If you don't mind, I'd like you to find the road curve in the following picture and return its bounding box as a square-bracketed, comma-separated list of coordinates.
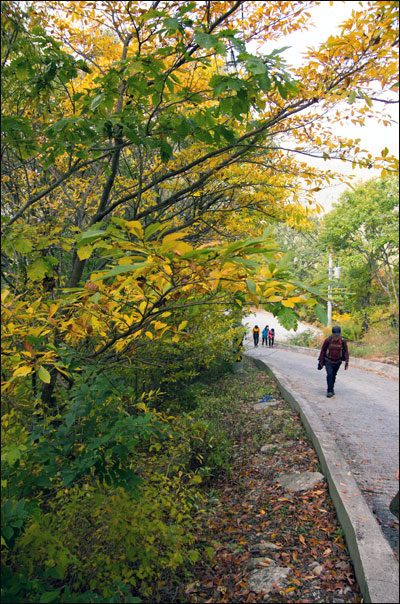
[244, 343, 399, 552]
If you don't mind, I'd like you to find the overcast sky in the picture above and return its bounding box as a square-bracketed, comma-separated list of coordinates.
[256, 1, 399, 212]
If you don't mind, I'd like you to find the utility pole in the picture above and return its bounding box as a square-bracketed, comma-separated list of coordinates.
[328, 252, 341, 326]
[328, 251, 333, 326]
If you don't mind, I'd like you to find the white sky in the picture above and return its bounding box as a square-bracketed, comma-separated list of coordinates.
[254, 1, 399, 212]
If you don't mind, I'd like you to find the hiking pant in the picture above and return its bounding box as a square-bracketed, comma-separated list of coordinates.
[325, 359, 341, 393]
[262, 337, 267, 346]
[253, 334, 259, 346]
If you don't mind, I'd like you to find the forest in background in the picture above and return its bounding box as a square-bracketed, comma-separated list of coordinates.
[277, 174, 399, 363]
[1, 1, 398, 601]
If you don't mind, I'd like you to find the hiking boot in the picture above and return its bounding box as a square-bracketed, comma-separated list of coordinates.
[327, 392, 334, 398]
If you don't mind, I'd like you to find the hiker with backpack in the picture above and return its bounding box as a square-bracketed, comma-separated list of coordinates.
[261, 325, 269, 346]
[318, 325, 349, 398]
[252, 325, 260, 347]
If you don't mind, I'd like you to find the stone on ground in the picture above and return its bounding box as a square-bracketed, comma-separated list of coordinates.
[278, 471, 324, 492]
[253, 401, 278, 410]
[247, 564, 291, 593]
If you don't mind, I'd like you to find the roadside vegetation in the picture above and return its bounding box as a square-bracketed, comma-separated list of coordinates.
[3, 356, 364, 603]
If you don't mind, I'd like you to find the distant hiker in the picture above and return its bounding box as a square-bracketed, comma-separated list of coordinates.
[318, 326, 349, 398]
[262, 325, 269, 346]
[269, 328, 275, 347]
[252, 325, 260, 347]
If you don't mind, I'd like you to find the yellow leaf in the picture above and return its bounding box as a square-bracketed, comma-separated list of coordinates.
[153, 321, 168, 330]
[178, 320, 188, 331]
[13, 365, 32, 378]
[173, 241, 193, 255]
[125, 221, 144, 239]
[77, 245, 93, 260]
[163, 232, 188, 245]
[172, 334, 180, 343]
[38, 366, 51, 383]
[145, 331, 153, 339]
[268, 295, 282, 302]
[282, 299, 295, 308]
[48, 304, 59, 319]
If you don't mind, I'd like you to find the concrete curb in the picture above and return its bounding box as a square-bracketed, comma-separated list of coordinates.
[274, 343, 399, 379]
[246, 354, 399, 604]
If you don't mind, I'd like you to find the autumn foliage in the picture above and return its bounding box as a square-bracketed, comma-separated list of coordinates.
[1, 1, 398, 602]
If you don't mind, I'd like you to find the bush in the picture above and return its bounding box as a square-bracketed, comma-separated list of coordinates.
[286, 329, 320, 348]
[5, 472, 204, 603]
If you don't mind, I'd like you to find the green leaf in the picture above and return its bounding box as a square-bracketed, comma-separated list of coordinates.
[27, 258, 52, 281]
[246, 279, 257, 294]
[195, 31, 216, 50]
[41, 588, 62, 602]
[3, 447, 21, 467]
[276, 81, 287, 99]
[65, 413, 75, 429]
[288, 279, 324, 297]
[163, 17, 181, 31]
[76, 229, 107, 245]
[159, 140, 173, 162]
[246, 56, 267, 75]
[38, 366, 51, 384]
[90, 292, 101, 304]
[277, 251, 295, 270]
[93, 262, 153, 281]
[276, 306, 298, 331]
[90, 93, 105, 111]
[196, 128, 214, 145]
[348, 90, 356, 104]
[13, 235, 33, 254]
[216, 126, 236, 143]
[314, 305, 328, 326]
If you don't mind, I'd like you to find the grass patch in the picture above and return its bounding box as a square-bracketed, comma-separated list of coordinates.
[348, 327, 399, 365]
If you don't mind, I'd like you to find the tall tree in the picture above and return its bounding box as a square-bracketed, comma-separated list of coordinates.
[320, 175, 399, 326]
[1, 1, 399, 403]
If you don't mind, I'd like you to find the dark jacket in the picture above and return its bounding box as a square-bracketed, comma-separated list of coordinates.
[318, 336, 349, 366]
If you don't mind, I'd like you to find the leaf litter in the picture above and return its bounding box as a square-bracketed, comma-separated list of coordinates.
[177, 357, 363, 603]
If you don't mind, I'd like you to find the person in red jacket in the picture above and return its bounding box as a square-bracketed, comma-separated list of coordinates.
[318, 326, 349, 398]
[268, 328, 275, 347]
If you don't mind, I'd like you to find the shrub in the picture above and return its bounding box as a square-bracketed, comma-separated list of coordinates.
[6, 473, 204, 603]
[286, 329, 320, 348]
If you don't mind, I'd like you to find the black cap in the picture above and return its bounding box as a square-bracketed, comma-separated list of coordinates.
[332, 326, 341, 334]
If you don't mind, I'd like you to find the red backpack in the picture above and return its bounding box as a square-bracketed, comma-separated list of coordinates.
[327, 336, 346, 361]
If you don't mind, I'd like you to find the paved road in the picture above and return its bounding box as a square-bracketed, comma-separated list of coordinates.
[245, 343, 399, 552]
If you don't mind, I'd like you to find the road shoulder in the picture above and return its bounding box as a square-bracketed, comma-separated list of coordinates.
[246, 353, 399, 604]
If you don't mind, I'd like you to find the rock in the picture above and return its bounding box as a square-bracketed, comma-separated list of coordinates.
[260, 440, 296, 453]
[250, 542, 279, 554]
[253, 402, 277, 410]
[246, 556, 275, 571]
[260, 444, 275, 453]
[247, 565, 291, 593]
[278, 471, 325, 492]
[311, 564, 324, 576]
